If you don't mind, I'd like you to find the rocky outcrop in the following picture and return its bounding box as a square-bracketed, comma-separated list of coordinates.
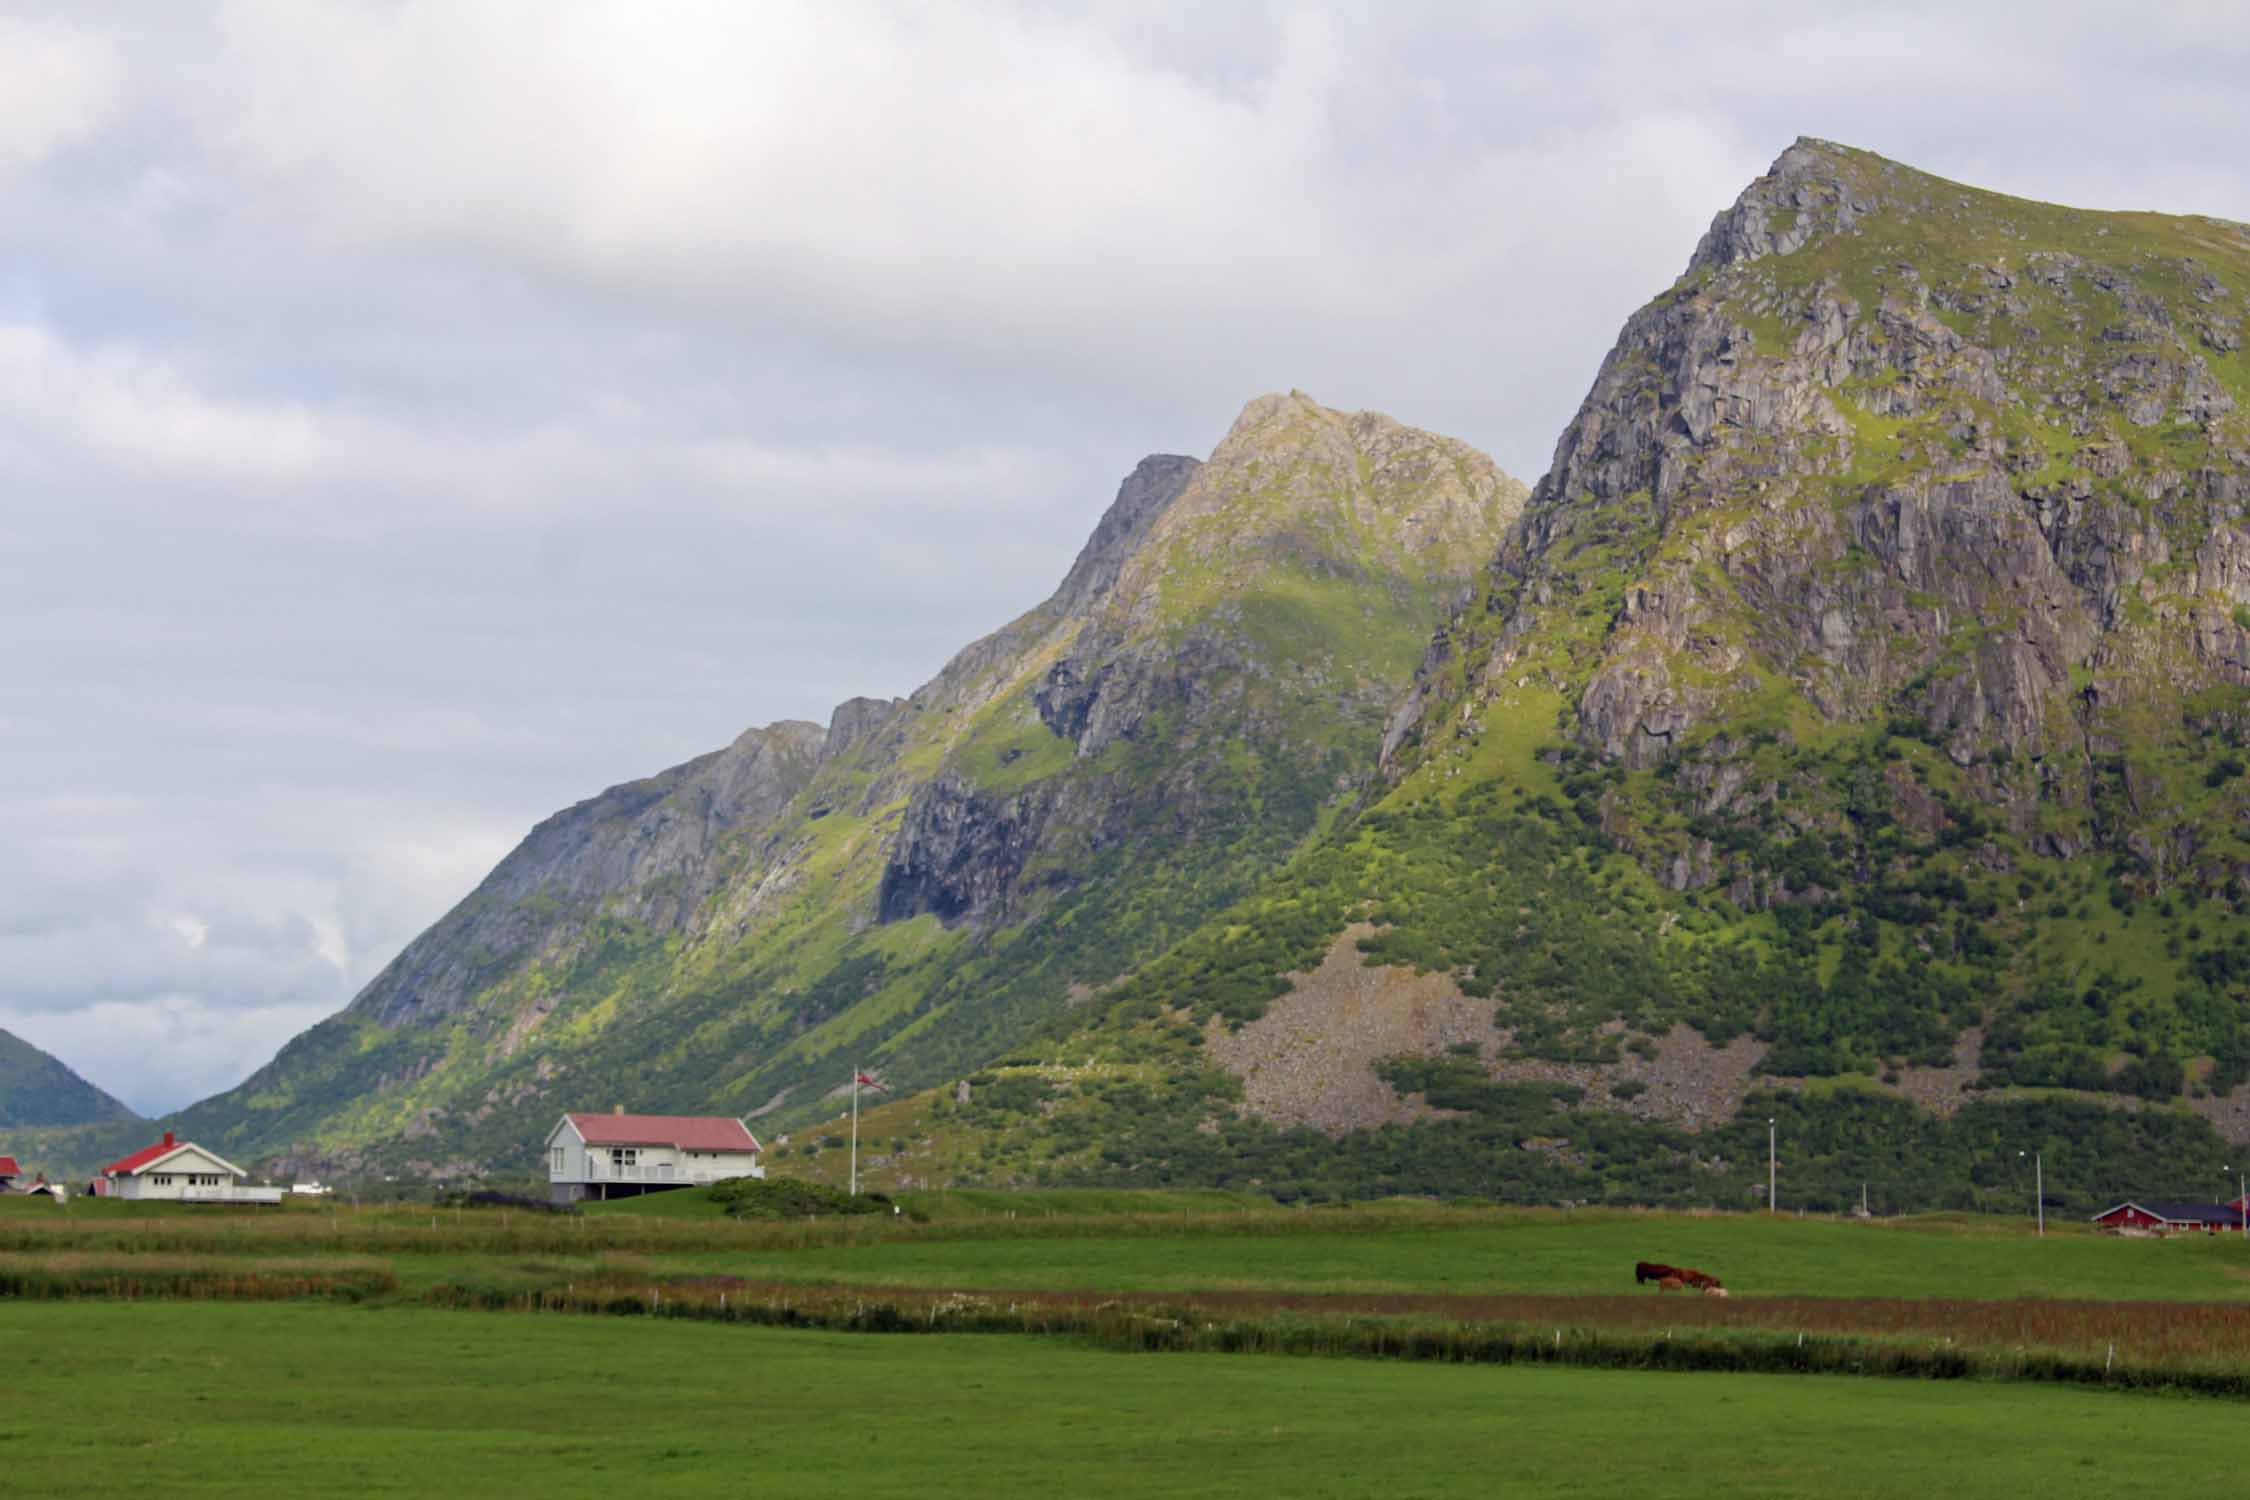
[877, 774, 1054, 926]
[354, 720, 826, 1027]
[1393, 138, 2250, 876]
[1047, 454, 1202, 618]
[879, 394, 1525, 927]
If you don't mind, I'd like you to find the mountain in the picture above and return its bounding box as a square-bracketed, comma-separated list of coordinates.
[0, 1027, 137, 1129]
[170, 394, 1527, 1176]
[865, 140, 2250, 1213]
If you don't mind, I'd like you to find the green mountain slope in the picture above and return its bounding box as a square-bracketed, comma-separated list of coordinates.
[169, 395, 1526, 1177]
[0, 1027, 137, 1129]
[890, 140, 2250, 1212]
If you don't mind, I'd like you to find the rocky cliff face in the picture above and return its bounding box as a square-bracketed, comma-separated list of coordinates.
[901, 142, 2250, 1209]
[171, 397, 1523, 1177]
[880, 396, 1525, 931]
[1396, 140, 2250, 888]
[356, 720, 827, 1029]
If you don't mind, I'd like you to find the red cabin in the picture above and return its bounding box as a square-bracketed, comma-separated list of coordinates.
[2092, 1199, 2247, 1234]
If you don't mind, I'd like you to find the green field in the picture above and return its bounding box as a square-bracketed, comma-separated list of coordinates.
[8, 1197, 2250, 1494]
[2, 1301, 2244, 1499]
[582, 1185, 1281, 1222]
[710, 1210, 2250, 1302]
[12, 1197, 2250, 1303]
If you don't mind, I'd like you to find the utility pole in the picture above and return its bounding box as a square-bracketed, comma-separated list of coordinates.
[1767, 1118, 1777, 1215]
[850, 1068, 861, 1198]
[2229, 1165, 2246, 1239]
[1861, 1181, 1869, 1218]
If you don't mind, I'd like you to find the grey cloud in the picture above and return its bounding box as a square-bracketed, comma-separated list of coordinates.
[3, 0, 2246, 1114]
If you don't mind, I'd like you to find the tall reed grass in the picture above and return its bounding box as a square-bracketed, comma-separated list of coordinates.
[0, 1252, 396, 1301]
[414, 1276, 2250, 1398]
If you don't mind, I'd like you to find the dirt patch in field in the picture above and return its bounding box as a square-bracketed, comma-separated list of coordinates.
[1204, 926, 1494, 1133]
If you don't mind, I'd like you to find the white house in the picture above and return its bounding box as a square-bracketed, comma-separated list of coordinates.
[97, 1132, 283, 1205]
[547, 1110, 765, 1205]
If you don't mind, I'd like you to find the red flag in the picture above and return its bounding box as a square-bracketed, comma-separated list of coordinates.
[854, 1071, 886, 1091]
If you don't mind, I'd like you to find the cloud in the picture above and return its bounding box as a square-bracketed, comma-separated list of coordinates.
[0, 16, 117, 182]
[4, 0, 2248, 1121]
[1, 997, 334, 1121]
[0, 321, 1071, 539]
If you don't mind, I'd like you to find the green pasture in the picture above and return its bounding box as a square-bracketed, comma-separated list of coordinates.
[583, 1185, 1280, 1221]
[679, 1207, 2250, 1303]
[12, 1195, 2250, 1303]
[3, 1301, 2245, 1499]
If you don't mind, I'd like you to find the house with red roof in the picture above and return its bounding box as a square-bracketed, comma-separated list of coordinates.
[95, 1131, 282, 1205]
[0, 1154, 21, 1190]
[546, 1110, 765, 1205]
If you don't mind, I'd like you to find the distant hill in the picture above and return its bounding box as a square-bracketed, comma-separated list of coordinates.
[0, 1027, 137, 1128]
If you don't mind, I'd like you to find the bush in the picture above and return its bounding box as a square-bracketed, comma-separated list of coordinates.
[436, 1189, 572, 1214]
[706, 1177, 892, 1219]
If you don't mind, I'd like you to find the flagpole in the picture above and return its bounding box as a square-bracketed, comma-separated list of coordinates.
[850, 1068, 860, 1197]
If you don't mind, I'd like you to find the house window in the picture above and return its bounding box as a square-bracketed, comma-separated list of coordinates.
[609, 1148, 638, 1167]
[550, 1147, 566, 1174]
[151, 1174, 173, 1186]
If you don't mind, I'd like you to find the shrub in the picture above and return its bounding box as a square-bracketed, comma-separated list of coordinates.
[706, 1178, 893, 1218]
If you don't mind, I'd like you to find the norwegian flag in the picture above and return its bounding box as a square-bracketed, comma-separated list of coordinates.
[854, 1070, 887, 1092]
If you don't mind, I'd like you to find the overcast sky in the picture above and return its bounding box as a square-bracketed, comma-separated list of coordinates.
[5, 1, 2248, 1115]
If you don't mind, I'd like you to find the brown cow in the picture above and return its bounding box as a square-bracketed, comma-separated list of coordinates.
[1635, 1261, 1684, 1285]
[1656, 1275, 1686, 1292]
[1678, 1267, 1721, 1290]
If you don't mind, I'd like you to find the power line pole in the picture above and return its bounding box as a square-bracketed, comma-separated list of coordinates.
[1767, 1118, 1776, 1216]
[850, 1068, 861, 1198]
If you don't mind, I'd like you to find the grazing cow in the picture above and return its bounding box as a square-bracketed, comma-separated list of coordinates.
[1703, 1285, 1729, 1298]
[1678, 1267, 1720, 1290]
[1656, 1275, 1686, 1293]
[1635, 1261, 1684, 1285]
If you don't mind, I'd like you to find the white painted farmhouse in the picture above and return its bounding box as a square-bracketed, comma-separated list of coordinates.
[547, 1111, 766, 1205]
[97, 1132, 282, 1204]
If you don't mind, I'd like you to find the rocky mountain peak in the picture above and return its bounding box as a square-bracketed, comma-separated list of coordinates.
[1048, 452, 1201, 618]
[1688, 136, 1879, 273]
[1101, 390, 1527, 636]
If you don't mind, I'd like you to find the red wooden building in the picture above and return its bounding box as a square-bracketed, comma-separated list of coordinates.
[2091, 1200, 2248, 1233]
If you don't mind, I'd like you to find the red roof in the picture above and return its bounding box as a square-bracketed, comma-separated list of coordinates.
[565, 1113, 762, 1153]
[103, 1132, 182, 1177]
[0, 1156, 20, 1178]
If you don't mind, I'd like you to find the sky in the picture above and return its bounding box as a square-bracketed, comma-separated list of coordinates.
[5, 1, 2249, 1115]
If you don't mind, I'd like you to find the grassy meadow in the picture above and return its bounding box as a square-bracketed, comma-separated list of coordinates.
[9, 1190, 2250, 1494]
[6, 1301, 2250, 1498]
